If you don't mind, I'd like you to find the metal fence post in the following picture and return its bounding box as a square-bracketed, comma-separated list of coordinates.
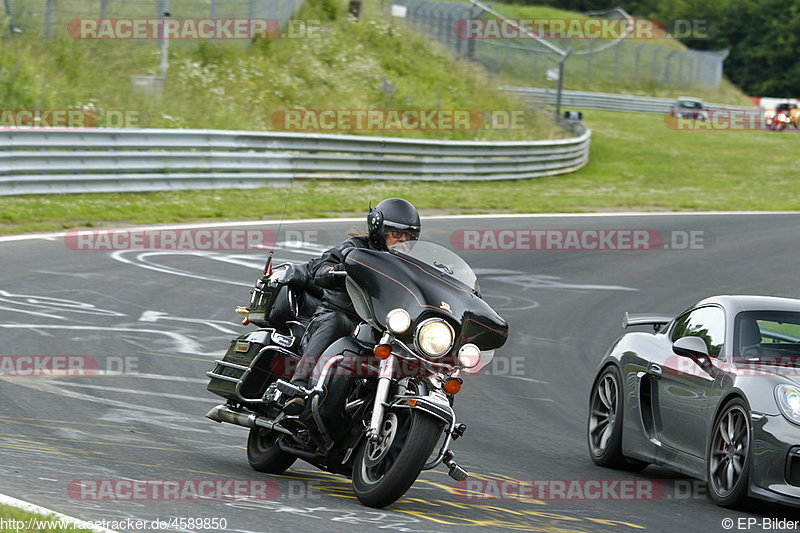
[651, 47, 662, 83]
[100, 0, 110, 19]
[3, 0, 15, 36]
[210, 0, 218, 18]
[661, 50, 677, 83]
[586, 41, 593, 79]
[158, 0, 170, 82]
[555, 50, 571, 121]
[44, 0, 55, 40]
[633, 43, 643, 81]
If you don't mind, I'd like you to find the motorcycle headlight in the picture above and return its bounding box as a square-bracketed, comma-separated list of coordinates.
[458, 343, 481, 368]
[386, 308, 411, 334]
[415, 318, 454, 358]
[775, 384, 800, 426]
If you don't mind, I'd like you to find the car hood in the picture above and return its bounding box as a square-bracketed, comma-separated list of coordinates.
[735, 362, 800, 385]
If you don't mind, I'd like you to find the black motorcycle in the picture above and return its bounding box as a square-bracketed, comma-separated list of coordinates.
[205, 240, 508, 508]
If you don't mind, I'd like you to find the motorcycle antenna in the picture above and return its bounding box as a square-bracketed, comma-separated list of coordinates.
[265, 142, 300, 276]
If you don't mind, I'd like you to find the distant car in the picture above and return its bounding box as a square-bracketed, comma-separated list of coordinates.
[587, 295, 800, 509]
[765, 102, 799, 130]
[668, 96, 709, 121]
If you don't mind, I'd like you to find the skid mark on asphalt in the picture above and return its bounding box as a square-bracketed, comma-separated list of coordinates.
[0, 433, 187, 453]
[0, 419, 160, 441]
[0, 416, 138, 429]
[272, 468, 645, 532]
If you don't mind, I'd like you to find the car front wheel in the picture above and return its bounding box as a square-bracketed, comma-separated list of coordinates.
[707, 398, 752, 508]
[587, 365, 647, 471]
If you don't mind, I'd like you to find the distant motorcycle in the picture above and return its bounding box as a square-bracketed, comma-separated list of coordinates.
[205, 240, 508, 508]
[765, 103, 797, 131]
[769, 111, 792, 131]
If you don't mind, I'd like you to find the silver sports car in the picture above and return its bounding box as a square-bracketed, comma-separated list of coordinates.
[587, 295, 800, 508]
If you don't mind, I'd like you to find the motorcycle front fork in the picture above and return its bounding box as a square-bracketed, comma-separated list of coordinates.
[366, 354, 396, 442]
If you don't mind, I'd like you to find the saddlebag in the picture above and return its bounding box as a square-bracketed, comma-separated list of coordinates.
[206, 329, 299, 403]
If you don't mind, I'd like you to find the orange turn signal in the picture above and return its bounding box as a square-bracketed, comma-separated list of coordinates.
[444, 377, 463, 395]
[373, 344, 392, 360]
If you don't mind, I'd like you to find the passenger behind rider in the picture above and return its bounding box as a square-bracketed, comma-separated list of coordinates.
[282, 198, 421, 415]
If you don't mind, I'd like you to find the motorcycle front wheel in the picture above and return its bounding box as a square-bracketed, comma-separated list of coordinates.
[352, 409, 442, 508]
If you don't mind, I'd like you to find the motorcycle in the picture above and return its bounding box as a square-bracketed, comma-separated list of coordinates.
[205, 240, 508, 508]
[765, 105, 796, 131]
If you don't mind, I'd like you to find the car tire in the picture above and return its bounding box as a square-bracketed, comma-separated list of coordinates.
[587, 365, 647, 471]
[707, 398, 752, 509]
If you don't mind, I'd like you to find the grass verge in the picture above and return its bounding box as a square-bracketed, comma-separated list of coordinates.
[0, 504, 92, 532]
[2, 108, 799, 236]
[0, 0, 557, 141]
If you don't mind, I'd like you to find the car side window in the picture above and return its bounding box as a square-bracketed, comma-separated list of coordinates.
[670, 306, 725, 357]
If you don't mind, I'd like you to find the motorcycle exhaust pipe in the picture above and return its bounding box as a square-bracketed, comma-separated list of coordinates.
[205, 404, 293, 436]
[206, 404, 256, 427]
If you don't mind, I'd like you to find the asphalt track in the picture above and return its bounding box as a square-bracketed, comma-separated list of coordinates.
[1, 213, 798, 533]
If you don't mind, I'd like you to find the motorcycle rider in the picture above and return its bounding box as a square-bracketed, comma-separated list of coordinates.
[282, 198, 421, 414]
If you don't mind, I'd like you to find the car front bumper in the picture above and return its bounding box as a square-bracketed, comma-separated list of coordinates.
[749, 413, 800, 507]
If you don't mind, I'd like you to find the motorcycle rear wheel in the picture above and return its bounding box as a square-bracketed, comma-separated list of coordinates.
[247, 427, 297, 474]
[352, 409, 442, 508]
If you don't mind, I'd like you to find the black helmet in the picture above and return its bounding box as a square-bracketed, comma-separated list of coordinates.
[367, 198, 421, 250]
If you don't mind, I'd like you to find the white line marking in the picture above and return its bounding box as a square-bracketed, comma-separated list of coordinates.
[93, 371, 207, 383]
[138, 310, 241, 335]
[43, 381, 213, 403]
[0, 324, 207, 355]
[497, 376, 549, 384]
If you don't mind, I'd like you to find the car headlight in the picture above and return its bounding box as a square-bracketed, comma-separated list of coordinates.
[775, 384, 800, 425]
[386, 308, 411, 334]
[415, 318, 454, 358]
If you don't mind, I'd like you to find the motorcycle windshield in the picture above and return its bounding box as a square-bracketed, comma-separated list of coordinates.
[344, 241, 508, 350]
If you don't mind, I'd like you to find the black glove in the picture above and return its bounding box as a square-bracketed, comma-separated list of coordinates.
[314, 263, 346, 290]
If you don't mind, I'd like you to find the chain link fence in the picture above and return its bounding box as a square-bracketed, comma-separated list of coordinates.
[388, 0, 728, 90]
[2, 0, 304, 39]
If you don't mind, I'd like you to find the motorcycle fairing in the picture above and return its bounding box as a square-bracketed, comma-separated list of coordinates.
[344, 248, 508, 350]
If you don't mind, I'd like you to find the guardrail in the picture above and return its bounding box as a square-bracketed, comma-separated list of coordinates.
[504, 87, 756, 114]
[0, 128, 591, 195]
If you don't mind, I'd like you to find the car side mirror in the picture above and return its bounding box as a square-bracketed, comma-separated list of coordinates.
[672, 336, 710, 358]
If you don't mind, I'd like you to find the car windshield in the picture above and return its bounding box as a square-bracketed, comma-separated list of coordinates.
[390, 240, 478, 291]
[734, 311, 800, 363]
[678, 100, 702, 109]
